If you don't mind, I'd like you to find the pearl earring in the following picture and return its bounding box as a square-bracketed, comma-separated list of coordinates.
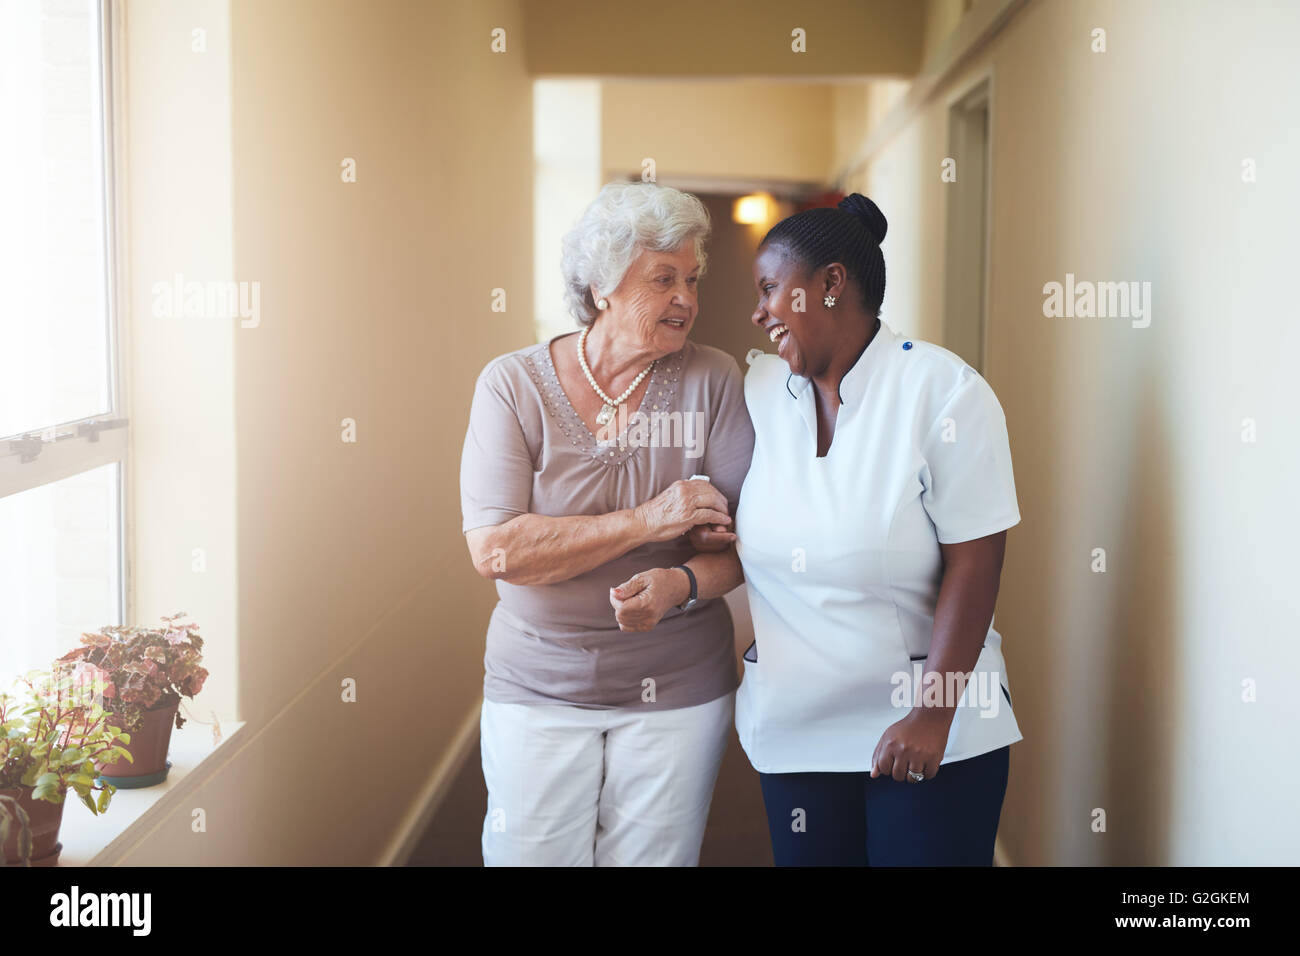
[596, 297, 609, 310]
[824, 294, 837, 308]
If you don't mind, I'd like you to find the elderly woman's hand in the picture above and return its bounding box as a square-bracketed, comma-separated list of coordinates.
[633, 479, 732, 543]
[609, 568, 690, 632]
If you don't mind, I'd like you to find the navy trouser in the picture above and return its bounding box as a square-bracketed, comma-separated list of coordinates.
[758, 744, 1011, 866]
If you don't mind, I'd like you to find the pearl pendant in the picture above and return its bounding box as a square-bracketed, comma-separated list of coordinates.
[596, 404, 615, 426]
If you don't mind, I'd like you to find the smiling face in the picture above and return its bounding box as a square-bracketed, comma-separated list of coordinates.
[752, 242, 837, 378]
[596, 242, 701, 358]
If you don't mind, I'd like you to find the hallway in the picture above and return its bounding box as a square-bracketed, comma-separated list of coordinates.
[5, 0, 1295, 872]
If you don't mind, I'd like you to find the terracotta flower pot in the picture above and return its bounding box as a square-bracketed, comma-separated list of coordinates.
[95, 698, 179, 785]
[0, 785, 66, 865]
[3, 842, 63, 866]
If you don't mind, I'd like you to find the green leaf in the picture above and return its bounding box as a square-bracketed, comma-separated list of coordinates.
[96, 786, 112, 813]
[32, 780, 59, 802]
[79, 790, 96, 813]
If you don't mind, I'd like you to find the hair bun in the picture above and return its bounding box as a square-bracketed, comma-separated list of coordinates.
[838, 193, 887, 244]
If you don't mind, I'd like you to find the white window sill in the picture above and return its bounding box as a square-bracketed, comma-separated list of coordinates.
[55, 719, 246, 866]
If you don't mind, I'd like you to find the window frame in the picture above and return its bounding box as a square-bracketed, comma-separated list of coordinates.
[0, 0, 131, 629]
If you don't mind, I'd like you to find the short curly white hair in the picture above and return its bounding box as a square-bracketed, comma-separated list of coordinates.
[561, 181, 711, 327]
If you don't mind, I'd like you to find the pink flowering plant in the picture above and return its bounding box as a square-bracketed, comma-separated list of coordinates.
[55, 612, 209, 735]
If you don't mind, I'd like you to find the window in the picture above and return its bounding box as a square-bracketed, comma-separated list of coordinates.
[0, 0, 126, 684]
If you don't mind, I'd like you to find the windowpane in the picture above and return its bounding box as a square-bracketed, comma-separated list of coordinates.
[0, 462, 121, 685]
[0, 0, 112, 439]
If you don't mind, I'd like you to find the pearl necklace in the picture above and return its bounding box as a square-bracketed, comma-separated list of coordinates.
[577, 324, 656, 426]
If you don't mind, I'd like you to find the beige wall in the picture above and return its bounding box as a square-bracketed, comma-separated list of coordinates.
[601, 80, 836, 185]
[840, 0, 1300, 864]
[118, 0, 533, 863]
[922, 0, 973, 65]
[830, 79, 913, 183]
[525, 0, 924, 77]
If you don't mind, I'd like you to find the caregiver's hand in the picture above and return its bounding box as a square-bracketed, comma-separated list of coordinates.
[870, 708, 953, 782]
[634, 479, 732, 542]
[609, 568, 689, 632]
[688, 523, 737, 552]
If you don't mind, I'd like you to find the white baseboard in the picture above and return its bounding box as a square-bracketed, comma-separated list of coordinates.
[379, 694, 482, 866]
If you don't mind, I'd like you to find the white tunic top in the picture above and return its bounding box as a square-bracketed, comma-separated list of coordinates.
[734, 320, 1024, 773]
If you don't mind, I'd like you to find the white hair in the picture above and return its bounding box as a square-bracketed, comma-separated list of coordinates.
[560, 181, 711, 327]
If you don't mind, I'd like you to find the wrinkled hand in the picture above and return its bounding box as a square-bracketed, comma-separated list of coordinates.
[688, 522, 736, 553]
[634, 479, 732, 543]
[870, 708, 953, 782]
[609, 568, 690, 632]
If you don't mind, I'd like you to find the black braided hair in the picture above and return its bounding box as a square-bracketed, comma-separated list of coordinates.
[760, 193, 888, 316]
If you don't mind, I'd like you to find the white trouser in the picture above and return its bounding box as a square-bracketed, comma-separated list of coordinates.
[479, 690, 735, 866]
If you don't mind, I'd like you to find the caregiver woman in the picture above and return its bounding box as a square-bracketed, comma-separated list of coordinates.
[459, 181, 755, 866]
[679, 193, 1024, 866]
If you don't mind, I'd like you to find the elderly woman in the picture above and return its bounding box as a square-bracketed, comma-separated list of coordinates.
[459, 181, 755, 866]
[634, 193, 1024, 866]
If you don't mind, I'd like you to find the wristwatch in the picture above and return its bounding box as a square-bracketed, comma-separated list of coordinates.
[672, 564, 698, 612]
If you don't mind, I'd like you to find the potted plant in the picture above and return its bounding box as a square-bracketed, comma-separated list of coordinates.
[0, 795, 31, 865]
[56, 612, 209, 788]
[1, 667, 129, 866]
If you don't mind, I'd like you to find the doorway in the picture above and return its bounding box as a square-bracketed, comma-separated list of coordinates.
[943, 77, 991, 374]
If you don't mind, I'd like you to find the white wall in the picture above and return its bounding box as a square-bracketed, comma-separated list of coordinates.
[534, 79, 601, 343]
[123, 0, 238, 725]
[840, 0, 1300, 864]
